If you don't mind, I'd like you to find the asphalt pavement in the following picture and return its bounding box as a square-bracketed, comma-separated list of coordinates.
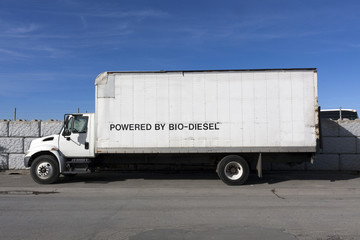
[0, 170, 359, 240]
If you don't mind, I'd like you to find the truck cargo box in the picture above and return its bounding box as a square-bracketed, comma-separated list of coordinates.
[95, 69, 318, 154]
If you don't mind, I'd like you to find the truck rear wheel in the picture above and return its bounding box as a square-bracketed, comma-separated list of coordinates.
[30, 155, 60, 184]
[217, 155, 249, 185]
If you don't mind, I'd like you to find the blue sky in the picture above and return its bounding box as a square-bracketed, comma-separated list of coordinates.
[0, 0, 359, 120]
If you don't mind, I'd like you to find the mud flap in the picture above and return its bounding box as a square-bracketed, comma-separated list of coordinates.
[256, 153, 262, 178]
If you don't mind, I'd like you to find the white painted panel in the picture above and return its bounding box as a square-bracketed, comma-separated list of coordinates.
[143, 74, 158, 148]
[303, 72, 316, 146]
[119, 74, 134, 148]
[216, 73, 231, 146]
[278, 72, 293, 145]
[254, 72, 268, 146]
[241, 72, 255, 146]
[266, 72, 281, 146]
[168, 73, 183, 147]
[133, 75, 146, 147]
[156, 74, 169, 147]
[191, 73, 206, 147]
[204, 73, 219, 147]
[291, 72, 305, 145]
[229, 73, 243, 146]
[96, 98, 110, 148]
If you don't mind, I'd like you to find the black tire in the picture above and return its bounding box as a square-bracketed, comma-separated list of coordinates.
[217, 155, 250, 186]
[30, 155, 60, 184]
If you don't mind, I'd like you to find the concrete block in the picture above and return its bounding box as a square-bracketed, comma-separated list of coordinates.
[338, 119, 360, 137]
[320, 119, 339, 137]
[307, 154, 340, 170]
[9, 120, 40, 137]
[24, 138, 39, 152]
[0, 138, 24, 153]
[0, 153, 8, 169]
[271, 162, 305, 171]
[0, 120, 9, 137]
[8, 154, 26, 169]
[41, 120, 63, 137]
[322, 137, 356, 154]
[340, 154, 360, 171]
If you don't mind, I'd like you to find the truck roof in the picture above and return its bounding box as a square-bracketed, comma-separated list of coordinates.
[95, 68, 317, 85]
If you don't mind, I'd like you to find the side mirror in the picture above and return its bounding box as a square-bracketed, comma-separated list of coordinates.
[62, 129, 71, 137]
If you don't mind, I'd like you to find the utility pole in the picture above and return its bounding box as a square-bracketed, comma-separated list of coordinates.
[14, 108, 16, 121]
[339, 107, 342, 120]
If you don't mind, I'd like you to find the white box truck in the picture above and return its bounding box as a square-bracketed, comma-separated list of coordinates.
[24, 68, 319, 185]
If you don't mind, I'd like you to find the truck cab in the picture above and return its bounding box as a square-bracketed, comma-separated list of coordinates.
[24, 113, 95, 184]
[60, 114, 95, 158]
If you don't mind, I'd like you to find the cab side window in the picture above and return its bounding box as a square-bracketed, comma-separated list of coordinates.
[72, 116, 88, 133]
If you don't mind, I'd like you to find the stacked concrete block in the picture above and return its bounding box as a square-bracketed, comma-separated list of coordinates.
[0, 138, 24, 154]
[1, 118, 360, 171]
[322, 137, 356, 154]
[41, 120, 63, 137]
[314, 119, 360, 171]
[9, 154, 25, 170]
[9, 120, 40, 137]
[338, 119, 360, 137]
[321, 119, 339, 137]
[0, 120, 9, 136]
[0, 154, 8, 169]
[308, 154, 340, 171]
[340, 154, 360, 170]
[0, 120, 64, 170]
[24, 138, 39, 153]
[0, 120, 10, 169]
[271, 162, 306, 171]
[1, 120, 40, 170]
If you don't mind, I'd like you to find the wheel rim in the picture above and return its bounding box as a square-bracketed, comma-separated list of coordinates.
[36, 162, 54, 180]
[224, 161, 243, 180]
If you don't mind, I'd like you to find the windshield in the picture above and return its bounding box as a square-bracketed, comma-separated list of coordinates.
[63, 115, 88, 134]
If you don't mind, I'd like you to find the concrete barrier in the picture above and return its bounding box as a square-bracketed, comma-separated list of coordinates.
[41, 120, 63, 137]
[0, 120, 9, 137]
[0, 120, 63, 170]
[0, 119, 360, 171]
[9, 120, 40, 137]
[0, 153, 8, 169]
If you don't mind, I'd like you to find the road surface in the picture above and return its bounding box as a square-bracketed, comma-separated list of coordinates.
[0, 170, 359, 240]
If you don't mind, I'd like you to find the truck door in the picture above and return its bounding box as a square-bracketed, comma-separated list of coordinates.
[59, 115, 92, 157]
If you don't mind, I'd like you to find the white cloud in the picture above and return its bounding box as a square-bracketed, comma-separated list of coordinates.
[8, 23, 39, 34]
[0, 48, 27, 57]
[98, 9, 169, 19]
[80, 15, 88, 29]
[348, 43, 360, 48]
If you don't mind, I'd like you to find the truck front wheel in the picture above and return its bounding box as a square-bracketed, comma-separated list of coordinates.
[30, 155, 60, 184]
[217, 155, 249, 185]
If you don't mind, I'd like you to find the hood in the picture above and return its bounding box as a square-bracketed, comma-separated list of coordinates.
[28, 134, 59, 151]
